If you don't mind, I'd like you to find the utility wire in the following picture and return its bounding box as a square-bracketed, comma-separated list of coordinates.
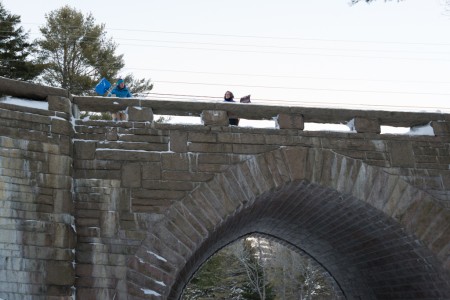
[121, 67, 450, 85]
[11, 22, 450, 47]
[4, 30, 449, 56]
[140, 92, 449, 111]
[154, 80, 450, 96]
[1, 57, 447, 86]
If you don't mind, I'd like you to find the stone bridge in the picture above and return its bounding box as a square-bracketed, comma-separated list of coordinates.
[0, 77, 449, 299]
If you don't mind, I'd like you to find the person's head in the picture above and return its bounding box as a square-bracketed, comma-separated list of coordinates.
[224, 91, 234, 100]
[117, 78, 125, 88]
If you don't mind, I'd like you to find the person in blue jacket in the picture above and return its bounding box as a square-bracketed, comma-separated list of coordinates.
[108, 78, 132, 121]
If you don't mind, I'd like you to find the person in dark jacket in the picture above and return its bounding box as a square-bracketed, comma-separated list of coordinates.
[108, 78, 132, 121]
[224, 90, 239, 126]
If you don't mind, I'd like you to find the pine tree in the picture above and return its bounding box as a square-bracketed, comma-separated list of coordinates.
[182, 246, 246, 299]
[36, 5, 152, 95]
[0, 1, 42, 80]
[122, 73, 153, 96]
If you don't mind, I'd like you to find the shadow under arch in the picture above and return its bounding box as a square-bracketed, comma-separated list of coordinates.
[125, 147, 450, 300]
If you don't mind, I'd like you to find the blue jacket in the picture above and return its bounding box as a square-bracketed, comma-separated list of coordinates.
[108, 86, 132, 98]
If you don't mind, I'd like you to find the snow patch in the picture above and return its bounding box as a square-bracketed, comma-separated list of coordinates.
[381, 123, 434, 136]
[147, 250, 167, 262]
[141, 289, 161, 296]
[50, 115, 67, 121]
[0, 96, 48, 110]
[408, 123, 434, 136]
[305, 122, 352, 132]
[155, 280, 166, 287]
[96, 148, 152, 153]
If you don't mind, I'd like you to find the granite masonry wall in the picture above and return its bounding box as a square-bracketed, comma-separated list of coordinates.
[0, 77, 449, 299]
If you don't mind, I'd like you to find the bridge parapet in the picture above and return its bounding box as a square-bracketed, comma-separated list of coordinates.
[72, 95, 450, 134]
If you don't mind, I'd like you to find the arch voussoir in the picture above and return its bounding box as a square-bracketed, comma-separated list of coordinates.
[185, 188, 224, 228]
[175, 194, 215, 236]
[280, 146, 309, 180]
[125, 146, 450, 299]
[261, 148, 291, 188]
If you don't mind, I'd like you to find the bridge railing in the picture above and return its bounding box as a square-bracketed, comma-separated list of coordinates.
[1, 76, 449, 135]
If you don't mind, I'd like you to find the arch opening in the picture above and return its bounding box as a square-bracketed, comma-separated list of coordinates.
[168, 180, 450, 300]
[182, 232, 344, 299]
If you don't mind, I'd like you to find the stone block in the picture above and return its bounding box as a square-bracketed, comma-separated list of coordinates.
[47, 96, 72, 114]
[53, 223, 76, 248]
[217, 132, 265, 144]
[96, 149, 160, 161]
[122, 163, 142, 188]
[100, 211, 119, 238]
[106, 127, 119, 141]
[142, 162, 162, 180]
[354, 117, 380, 134]
[49, 154, 72, 175]
[37, 173, 72, 189]
[276, 113, 304, 130]
[169, 131, 188, 152]
[53, 190, 73, 214]
[431, 121, 450, 136]
[201, 110, 228, 126]
[51, 118, 73, 136]
[162, 153, 190, 171]
[188, 142, 233, 153]
[45, 261, 75, 286]
[389, 141, 415, 167]
[188, 132, 217, 143]
[74, 141, 96, 160]
[128, 106, 154, 122]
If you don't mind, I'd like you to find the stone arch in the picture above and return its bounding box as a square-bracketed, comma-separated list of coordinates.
[124, 146, 450, 299]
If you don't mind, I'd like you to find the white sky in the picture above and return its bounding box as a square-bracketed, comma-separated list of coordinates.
[3, 0, 450, 113]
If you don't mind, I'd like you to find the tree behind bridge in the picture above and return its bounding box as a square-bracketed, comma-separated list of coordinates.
[0, 2, 43, 81]
[36, 5, 152, 96]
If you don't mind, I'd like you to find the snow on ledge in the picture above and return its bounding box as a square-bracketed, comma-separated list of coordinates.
[0, 96, 48, 110]
[381, 123, 434, 136]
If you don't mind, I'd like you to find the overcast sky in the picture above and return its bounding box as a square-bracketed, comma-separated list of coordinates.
[3, 0, 450, 113]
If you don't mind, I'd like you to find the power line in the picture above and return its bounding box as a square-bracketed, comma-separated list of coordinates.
[140, 92, 449, 111]
[113, 43, 450, 62]
[153, 80, 450, 96]
[8, 30, 450, 56]
[103, 27, 450, 47]
[1, 57, 448, 90]
[15, 22, 450, 47]
[122, 67, 450, 85]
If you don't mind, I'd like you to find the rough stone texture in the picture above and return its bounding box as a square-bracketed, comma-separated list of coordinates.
[0, 77, 450, 300]
[128, 106, 154, 122]
[0, 94, 74, 299]
[0, 76, 68, 100]
[432, 120, 450, 136]
[354, 116, 381, 133]
[276, 113, 304, 130]
[201, 110, 229, 126]
[389, 140, 415, 167]
[47, 96, 72, 115]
